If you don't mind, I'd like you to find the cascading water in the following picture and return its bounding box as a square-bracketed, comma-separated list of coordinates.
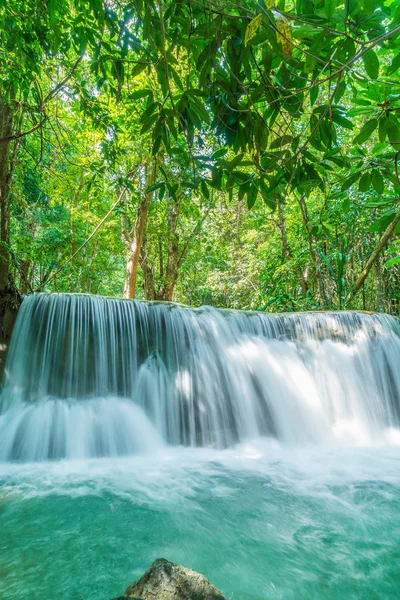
[1, 293, 400, 600]
[1, 293, 400, 461]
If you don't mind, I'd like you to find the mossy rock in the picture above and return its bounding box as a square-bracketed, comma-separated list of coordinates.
[123, 558, 227, 600]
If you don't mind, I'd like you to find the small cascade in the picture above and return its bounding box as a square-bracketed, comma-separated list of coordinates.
[0, 293, 400, 461]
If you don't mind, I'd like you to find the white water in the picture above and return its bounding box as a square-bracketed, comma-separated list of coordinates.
[0, 293, 400, 461]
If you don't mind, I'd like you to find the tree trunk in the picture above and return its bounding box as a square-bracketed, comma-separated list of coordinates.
[375, 255, 384, 312]
[141, 242, 156, 301]
[278, 198, 290, 260]
[0, 100, 13, 292]
[278, 197, 309, 297]
[297, 194, 328, 305]
[156, 195, 182, 301]
[19, 259, 31, 294]
[123, 164, 155, 299]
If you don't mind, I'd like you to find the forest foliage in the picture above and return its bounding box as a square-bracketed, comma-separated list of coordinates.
[0, 0, 400, 312]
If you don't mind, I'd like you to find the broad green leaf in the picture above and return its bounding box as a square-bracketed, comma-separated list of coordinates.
[388, 123, 400, 149]
[334, 79, 346, 102]
[362, 50, 379, 80]
[140, 112, 159, 134]
[347, 107, 375, 117]
[341, 172, 360, 191]
[324, 0, 337, 19]
[140, 102, 159, 123]
[212, 148, 229, 159]
[131, 62, 148, 77]
[152, 135, 161, 155]
[310, 85, 319, 106]
[353, 118, 378, 145]
[210, 168, 222, 189]
[200, 180, 209, 199]
[379, 118, 388, 143]
[364, 198, 396, 208]
[370, 214, 400, 233]
[146, 182, 165, 193]
[270, 135, 292, 149]
[342, 197, 351, 213]
[332, 113, 353, 130]
[371, 169, 384, 194]
[129, 89, 152, 100]
[358, 172, 371, 192]
[385, 256, 400, 267]
[387, 53, 400, 76]
[245, 14, 263, 46]
[247, 185, 258, 209]
[238, 183, 247, 202]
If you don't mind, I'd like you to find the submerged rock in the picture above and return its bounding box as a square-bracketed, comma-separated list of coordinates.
[121, 558, 227, 600]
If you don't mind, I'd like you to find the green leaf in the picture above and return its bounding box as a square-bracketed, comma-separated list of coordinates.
[140, 112, 158, 134]
[342, 197, 351, 213]
[131, 62, 148, 78]
[332, 113, 353, 130]
[310, 85, 319, 106]
[388, 123, 400, 150]
[379, 118, 388, 143]
[245, 14, 263, 46]
[341, 172, 360, 191]
[371, 169, 384, 194]
[228, 153, 245, 169]
[358, 172, 371, 192]
[387, 53, 400, 76]
[129, 89, 152, 100]
[362, 50, 379, 80]
[324, 0, 337, 19]
[334, 79, 346, 102]
[212, 148, 229, 159]
[247, 184, 258, 209]
[140, 102, 159, 123]
[353, 118, 378, 145]
[270, 135, 292, 149]
[200, 180, 209, 199]
[210, 168, 222, 189]
[385, 256, 400, 267]
[152, 135, 162, 155]
[146, 182, 165, 193]
[370, 214, 396, 233]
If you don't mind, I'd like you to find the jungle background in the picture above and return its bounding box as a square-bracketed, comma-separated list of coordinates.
[1, 0, 400, 313]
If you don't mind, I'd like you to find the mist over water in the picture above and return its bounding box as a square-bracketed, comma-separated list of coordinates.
[0, 294, 400, 599]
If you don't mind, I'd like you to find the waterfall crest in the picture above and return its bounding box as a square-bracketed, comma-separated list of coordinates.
[1, 293, 400, 461]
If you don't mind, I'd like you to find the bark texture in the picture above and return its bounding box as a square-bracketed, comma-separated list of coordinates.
[123, 165, 155, 299]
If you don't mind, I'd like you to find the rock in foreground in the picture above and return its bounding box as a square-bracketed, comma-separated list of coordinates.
[121, 558, 227, 600]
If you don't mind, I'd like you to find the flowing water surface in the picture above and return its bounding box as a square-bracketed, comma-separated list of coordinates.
[0, 294, 400, 599]
[1, 444, 400, 600]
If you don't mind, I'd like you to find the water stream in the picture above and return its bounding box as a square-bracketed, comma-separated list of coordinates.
[0, 294, 399, 599]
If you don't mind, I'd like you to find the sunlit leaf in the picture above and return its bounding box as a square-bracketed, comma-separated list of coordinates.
[245, 14, 263, 46]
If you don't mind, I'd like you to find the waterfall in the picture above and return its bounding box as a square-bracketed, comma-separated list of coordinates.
[0, 293, 400, 461]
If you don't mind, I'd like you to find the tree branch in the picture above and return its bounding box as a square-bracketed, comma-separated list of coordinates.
[0, 117, 48, 144]
[346, 210, 400, 305]
[44, 54, 85, 104]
